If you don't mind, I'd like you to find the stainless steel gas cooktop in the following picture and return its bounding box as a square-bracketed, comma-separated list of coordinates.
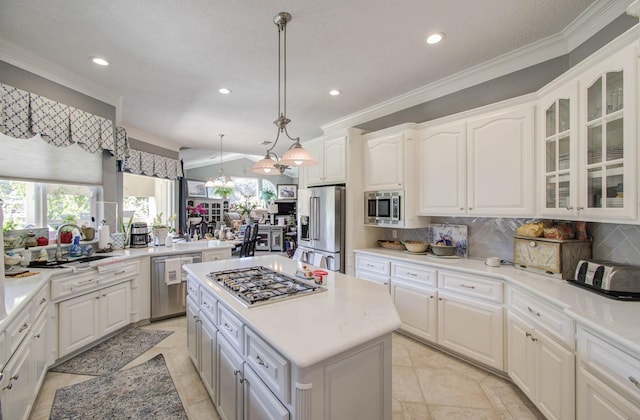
[207, 266, 326, 307]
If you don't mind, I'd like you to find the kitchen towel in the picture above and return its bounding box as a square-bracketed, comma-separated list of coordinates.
[179, 257, 193, 282]
[164, 258, 182, 286]
[292, 248, 304, 262]
[313, 254, 327, 269]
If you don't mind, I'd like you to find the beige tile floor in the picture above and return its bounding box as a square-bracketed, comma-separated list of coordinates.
[30, 318, 543, 420]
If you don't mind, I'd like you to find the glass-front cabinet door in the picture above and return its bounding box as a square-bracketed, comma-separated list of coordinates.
[539, 83, 579, 218]
[578, 42, 636, 221]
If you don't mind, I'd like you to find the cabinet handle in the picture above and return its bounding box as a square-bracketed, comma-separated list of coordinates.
[407, 272, 417, 277]
[18, 323, 28, 333]
[566, 206, 573, 210]
[438, 297, 443, 301]
[527, 307, 541, 317]
[255, 354, 269, 368]
[366, 264, 375, 268]
[530, 336, 538, 342]
[525, 332, 531, 337]
[39, 297, 47, 305]
[112, 270, 127, 276]
[577, 206, 584, 211]
[102, 293, 107, 297]
[468, 207, 473, 210]
[223, 323, 233, 332]
[629, 376, 640, 389]
[429, 296, 434, 299]
[460, 284, 475, 289]
[193, 315, 199, 320]
[459, 207, 464, 211]
[3, 383, 12, 390]
[34, 333, 41, 339]
[4, 373, 19, 389]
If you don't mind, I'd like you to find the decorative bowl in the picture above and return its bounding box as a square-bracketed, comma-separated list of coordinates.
[377, 240, 405, 250]
[4, 253, 23, 266]
[402, 241, 429, 253]
[430, 244, 457, 256]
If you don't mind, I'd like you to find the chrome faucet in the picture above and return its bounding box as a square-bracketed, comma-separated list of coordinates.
[55, 223, 83, 261]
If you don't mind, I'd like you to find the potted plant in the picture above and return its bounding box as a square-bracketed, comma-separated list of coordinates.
[150, 212, 176, 246]
[59, 215, 78, 244]
[213, 186, 234, 199]
[260, 188, 276, 203]
[186, 203, 207, 224]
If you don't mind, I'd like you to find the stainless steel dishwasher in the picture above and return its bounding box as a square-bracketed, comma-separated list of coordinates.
[150, 252, 202, 321]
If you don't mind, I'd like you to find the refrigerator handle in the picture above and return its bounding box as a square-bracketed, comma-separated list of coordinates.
[311, 196, 320, 240]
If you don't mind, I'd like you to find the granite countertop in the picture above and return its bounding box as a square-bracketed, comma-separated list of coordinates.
[355, 248, 640, 356]
[1, 240, 237, 330]
[184, 255, 401, 368]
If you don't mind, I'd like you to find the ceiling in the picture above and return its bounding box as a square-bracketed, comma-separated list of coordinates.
[0, 0, 629, 169]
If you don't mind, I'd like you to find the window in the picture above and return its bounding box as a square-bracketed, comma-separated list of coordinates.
[0, 179, 100, 232]
[230, 177, 259, 205]
[123, 173, 176, 229]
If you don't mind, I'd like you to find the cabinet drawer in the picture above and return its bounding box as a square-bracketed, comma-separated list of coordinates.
[6, 302, 32, 356]
[509, 286, 574, 348]
[200, 288, 218, 324]
[356, 255, 390, 276]
[186, 276, 200, 304]
[577, 327, 640, 404]
[98, 260, 139, 284]
[245, 328, 290, 403]
[439, 271, 503, 303]
[218, 305, 244, 353]
[31, 283, 50, 319]
[51, 271, 101, 301]
[391, 262, 436, 287]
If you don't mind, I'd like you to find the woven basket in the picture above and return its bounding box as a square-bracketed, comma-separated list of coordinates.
[377, 240, 405, 250]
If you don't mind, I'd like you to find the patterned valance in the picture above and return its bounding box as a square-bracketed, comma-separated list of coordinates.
[123, 148, 183, 180]
[0, 82, 127, 160]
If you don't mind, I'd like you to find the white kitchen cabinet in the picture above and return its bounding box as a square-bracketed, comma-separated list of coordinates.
[390, 262, 438, 342]
[419, 122, 467, 215]
[466, 104, 534, 217]
[30, 312, 48, 402]
[58, 281, 130, 357]
[363, 131, 407, 190]
[200, 311, 218, 402]
[217, 332, 244, 420]
[0, 333, 32, 420]
[355, 254, 390, 288]
[576, 326, 640, 418]
[538, 41, 638, 222]
[243, 365, 290, 420]
[187, 296, 200, 367]
[418, 103, 534, 217]
[303, 135, 346, 187]
[507, 311, 575, 420]
[202, 248, 232, 262]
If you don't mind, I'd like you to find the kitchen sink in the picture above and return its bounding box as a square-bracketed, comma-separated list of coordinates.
[28, 254, 114, 269]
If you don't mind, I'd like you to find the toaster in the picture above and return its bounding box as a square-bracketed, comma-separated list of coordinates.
[574, 260, 640, 293]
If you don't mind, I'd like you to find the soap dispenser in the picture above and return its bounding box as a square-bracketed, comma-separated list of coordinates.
[70, 236, 83, 257]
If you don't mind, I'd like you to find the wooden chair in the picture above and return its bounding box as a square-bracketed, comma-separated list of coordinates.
[247, 223, 259, 256]
[235, 224, 253, 258]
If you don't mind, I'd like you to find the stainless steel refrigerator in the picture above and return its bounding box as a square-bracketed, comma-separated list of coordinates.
[297, 185, 345, 272]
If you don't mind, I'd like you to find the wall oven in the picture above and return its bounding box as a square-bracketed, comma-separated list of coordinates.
[364, 190, 404, 227]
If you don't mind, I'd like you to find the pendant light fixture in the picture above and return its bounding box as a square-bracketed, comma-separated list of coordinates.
[205, 134, 235, 189]
[252, 12, 317, 175]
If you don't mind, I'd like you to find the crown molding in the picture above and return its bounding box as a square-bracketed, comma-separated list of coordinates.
[321, 0, 633, 135]
[0, 39, 121, 106]
[628, 0, 640, 17]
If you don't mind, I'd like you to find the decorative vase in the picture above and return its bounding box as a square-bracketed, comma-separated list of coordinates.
[188, 216, 203, 225]
[152, 227, 169, 246]
[110, 232, 126, 249]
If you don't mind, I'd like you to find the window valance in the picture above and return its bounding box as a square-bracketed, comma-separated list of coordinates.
[0, 82, 127, 160]
[123, 148, 183, 180]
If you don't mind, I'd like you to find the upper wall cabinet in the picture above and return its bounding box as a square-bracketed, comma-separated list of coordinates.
[303, 135, 347, 187]
[538, 41, 638, 222]
[419, 104, 535, 217]
[363, 131, 410, 191]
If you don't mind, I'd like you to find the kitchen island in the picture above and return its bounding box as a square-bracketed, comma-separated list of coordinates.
[183, 255, 401, 420]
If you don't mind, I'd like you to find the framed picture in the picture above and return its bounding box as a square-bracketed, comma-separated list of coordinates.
[186, 179, 208, 198]
[277, 184, 297, 200]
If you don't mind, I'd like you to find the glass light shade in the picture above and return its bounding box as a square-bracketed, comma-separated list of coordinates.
[279, 143, 317, 167]
[252, 155, 277, 174]
[205, 178, 215, 187]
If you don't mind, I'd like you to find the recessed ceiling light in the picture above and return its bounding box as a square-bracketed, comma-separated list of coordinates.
[90, 56, 109, 66]
[426, 32, 444, 45]
[219, 88, 231, 94]
[329, 89, 341, 96]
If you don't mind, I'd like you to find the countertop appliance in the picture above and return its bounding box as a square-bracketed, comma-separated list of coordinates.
[568, 259, 640, 300]
[151, 251, 202, 321]
[297, 185, 345, 272]
[364, 190, 403, 227]
[130, 222, 150, 248]
[207, 266, 325, 307]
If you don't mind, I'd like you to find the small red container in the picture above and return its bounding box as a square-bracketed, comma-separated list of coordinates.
[36, 236, 49, 246]
[313, 270, 329, 285]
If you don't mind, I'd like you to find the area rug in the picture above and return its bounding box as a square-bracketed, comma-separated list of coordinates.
[49, 353, 187, 420]
[51, 327, 173, 376]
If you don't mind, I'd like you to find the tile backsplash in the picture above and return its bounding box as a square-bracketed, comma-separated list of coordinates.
[381, 216, 640, 266]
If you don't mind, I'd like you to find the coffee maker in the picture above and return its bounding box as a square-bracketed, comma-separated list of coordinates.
[130, 222, 150, 248]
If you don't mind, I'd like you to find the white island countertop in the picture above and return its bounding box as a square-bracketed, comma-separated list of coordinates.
[184, 255, 401, 368]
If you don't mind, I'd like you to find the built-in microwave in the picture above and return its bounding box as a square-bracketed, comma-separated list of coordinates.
[364, 190, 403, 227]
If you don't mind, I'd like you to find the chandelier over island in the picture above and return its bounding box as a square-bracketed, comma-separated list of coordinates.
[252, 11, 317, 175]
[205, 134, 235, 189]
